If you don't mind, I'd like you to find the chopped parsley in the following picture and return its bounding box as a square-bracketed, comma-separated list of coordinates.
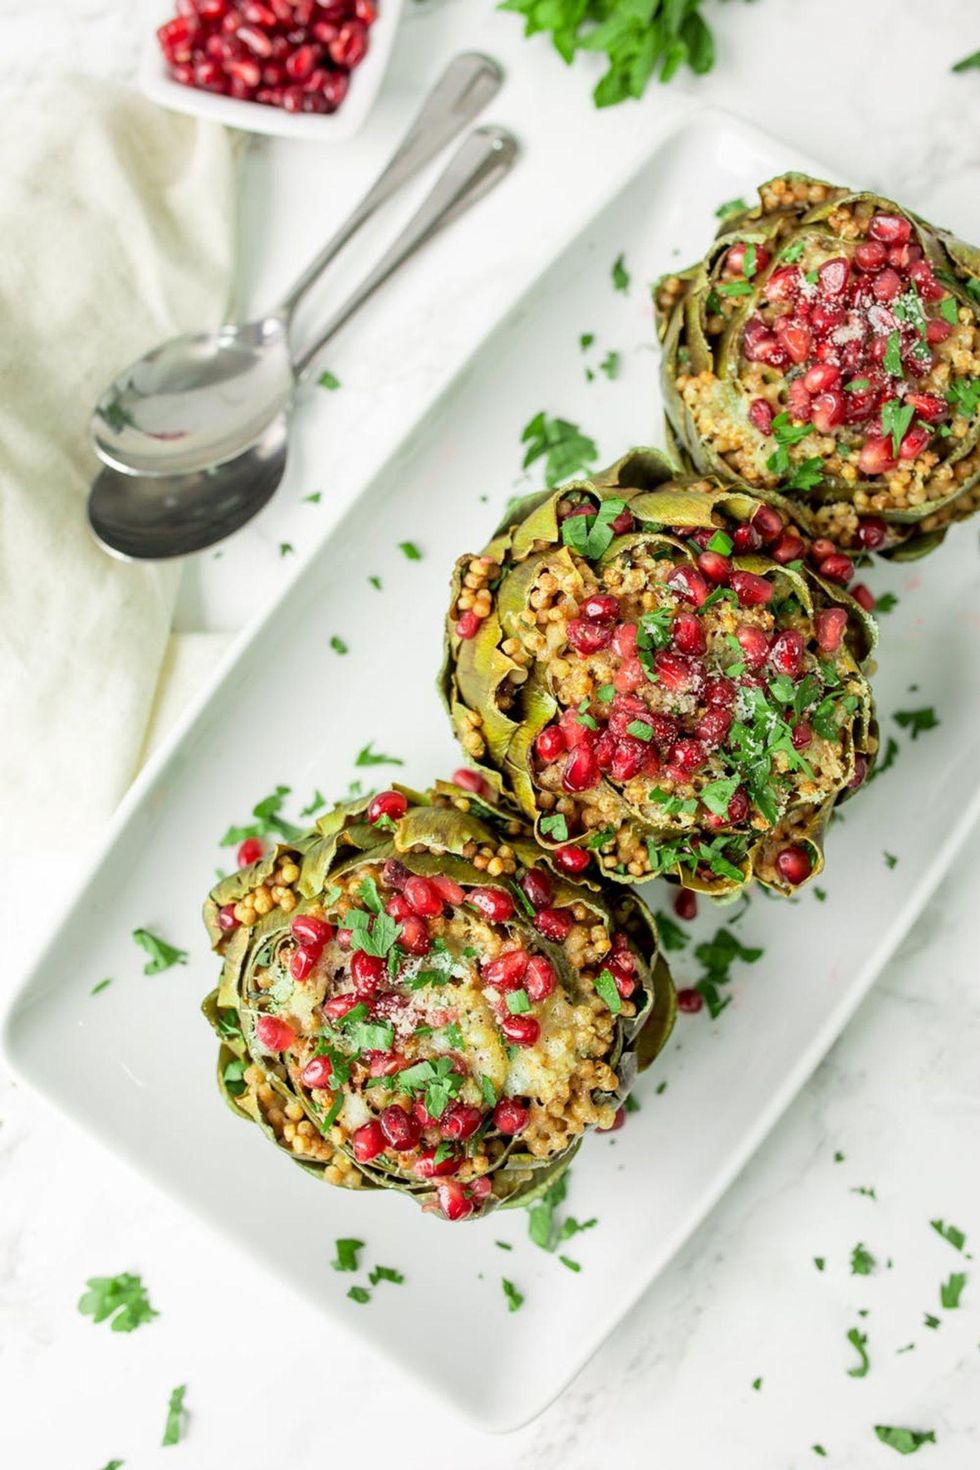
[161, 1384, 187, 1447]
[881, 398, 914, 456]
[368, 1265, 405, 1286]
[300, 788, 327, 817]
[716, 197, 747, 220]
[502, 1278, 524, 1312]
[560, 497, 626, 558]
[318, 370, 341, 390]
[347, 1285, 371, 1304]
[850, 1242, 876, 1276]
[540, 812, 569, 842]
[132, 929, 188, 975]
[78, 1273, 158, 1332]
[594, 968, 622, 1015]
[939, 1272, 967, 1309]
[930, 1219, 966, 1252]
[91, 977, 112, 995]
[527, 1173, 597, 1254]
[279, 542, 294, 557]
[355, 742, 405, 767]
[953, 49, 980, 72]
[846, 1327, 870, 1378]
[893, 707, 939, 740]
[330, 635, 348, 655]
[220, 784, 302, 846]
[599, 349, 621, 379]
[331, 1238, 364, 1272]
[875, 592, 899, 614]
[522, 411, 598, 484]
[693, 925, 763, 1019]
[873, 1426, 936, 1455]
[398, 540, 422, 560]
[654, 912, 690, 952]
[611, 253, 630, 292]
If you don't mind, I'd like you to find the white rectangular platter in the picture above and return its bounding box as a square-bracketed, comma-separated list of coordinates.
[5, 111, 980, 1431]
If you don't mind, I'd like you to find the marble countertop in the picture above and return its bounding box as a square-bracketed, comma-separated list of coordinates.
[2, 0, 980, 1465]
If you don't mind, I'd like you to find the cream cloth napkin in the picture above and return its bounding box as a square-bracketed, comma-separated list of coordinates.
[0, 77, 239, 852]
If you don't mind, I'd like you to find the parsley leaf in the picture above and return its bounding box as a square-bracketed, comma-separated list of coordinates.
[851, 1242, 876, 1276]
[694, 926, 763, 1019]
[398, 541, 422, 560]
[521, 411, 599, 484]
[355, 742, 405, 767]
[881, 398, 914, 456]
[347, 1285, 371, 1304]
[162, 1385, 187, 1447]
[715, 196, 747, 220]
[330, 635, 348, 655]
[654, 912, 690, 952]
[368, 1264, 405, 1286]
[331, 1238, 364, 1272]
[953, 49, 980, 72]
[874, 1426, 936, 1454]
[78, 1273, 158, 1333]
[540, 812, 569, 842]
[594, 968, 622, 1015]
[502, 1277, 524, 1311]
[940, 1272, 967, 1309]
[132, 929, 187, 975]
[893, 707, 939, 740]
[847, 1327, 870, 1378]
[930, 1219, 966, 1252]
[611, 253, 630, 292]
[318, 370, 341, 390]
[560, 497, 627, 558]
[220, 784, 302, 846]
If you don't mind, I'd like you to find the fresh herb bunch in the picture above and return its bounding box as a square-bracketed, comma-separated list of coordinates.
[499, 0, 719, 108]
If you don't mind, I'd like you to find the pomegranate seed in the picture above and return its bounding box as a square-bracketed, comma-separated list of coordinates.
[792, 722, 813, 749]
[553, 844, 590, 875]
[748, 398, 774, 434]
[655, 650, 705, 693]
[436, 1180, 474, 1221]
[818, 553, 854, 584]
[667, 565, 709, 606]
[399, 916, 431, 956]
[856, 516, 888, 550]
[673, 888, 697, 921]
[780, 321, 812, 364]
[869, 214, 911, 245]
[414, 1147, 461, 1178]
[290, 946, 318, 982]
[926, 318, 951, 344]
[736, 625, 770, 668]
[802, 363, 841, 394]
[352, 1121, 386, 1163]
[613, 656, 646, 693]
[849, 753, 870, 791]
[402, 875, 442, 918]
[501, 1014, 540, 1047]
[367, 790, 407, 825]
[696, 707, 732, 747]
[851, 583, 875, 612]
[350, 949, 385, 997]
[380, 1105, 421, 1152]
[769, 629, 804, 677]
[610, 507, 634, 534]
[535, 724, 566, 763]
[322, 992, 359, 1020]
[298, 1055, 333, 1090]
[451, 767, 485, 794]
[811, 303, 845, 334]
[283, 43, 316, 79]
[705, 676, 736, 708]
[255, 1015, 296, 1052]
[329, 20, 368, 66]
[786, 379, 812, 422]
[668, 738, 705, 776]
[535, 907, 574, 942]
[814, 607, 848, 652]
[217, 903, 240, 933]
[905, 392, 947, 423]
[751, 504, 783, 543]
[596, 1106, 626, 1134]
[872, 268, 902, 303]
[611, 622, 638, 659]
[431, 874, 464, 908]
[193, 57, 225, 88]
[237, 836, 263, 867]
[467, 887, 514, 923]
[858, 436, 896, 475]
[242, 1, 277, 21]
[236, 23, 273, 56]
[291, 914, 333, 949]
[733, 523, 762, 553]
[366, 1049, 403, 1078]
[775, 844, 813, 885]
[854, 239, 888, 270]
[520, 868, 553, 910]
[385, 894, 412, 921]
[581, 593, 620, 621]
[673, 612, 707, 655]
[731, 570, 773, 607]
[225, 57, 262, 87]
[809, 538, 838, 563]
[811, 389, 845, 433]
[726, 786, 750, 824]
[379, 860, 408, 892]
[482, 949, 529, 990]
[818, 257, 850, 296]
[771, 530, 806, 564]
[456, 610, 481, 639]
[524, 954, 556, 1002]
[908, 260, 945, 300]
[493, 1098, 529, 1135]
[563, 745, 600, 792]
[567, 618, 613, 655]
[676, 988, 704, 1014]
[899, 424, 931, 460]
[766, 267, 799, 301]
[440, 1104, 483, 1141]
[698, 549, 732, 584]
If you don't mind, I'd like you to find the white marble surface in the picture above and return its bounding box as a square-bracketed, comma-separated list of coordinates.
[3, 0, 980, 1464]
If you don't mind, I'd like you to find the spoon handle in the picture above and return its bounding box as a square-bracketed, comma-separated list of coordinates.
[276, 52, 502, 322]
[293, 125, 518, 376]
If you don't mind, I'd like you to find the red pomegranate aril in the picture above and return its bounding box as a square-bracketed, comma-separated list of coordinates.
[535, 907, 574, 942]
[851, 583, 875, 612]
[524, 954, 556, 1002]
[431, 874, 465, 909]
[669, 738, 706, 776]
[733, 523, 762, 554]
[696, 707, 732, 748]
[771, 529, 806, 564]
[440, 1104, 483, 1142]
[493, 1098, 529, 1135]
[792, 721, 813, 750]
[736, 624, 770, 668]
[698, 549, 732, 584]
[322, 992, 359, 1020]
[811, 302, 846, 334]
[751, 504, 783, 543]
[775, 844, 813, 885]
[352, 1121, 386, 1163]
[553, 844, 590, 875]
[655, 650, 704, 693]
[563, 744, 600, 792]
[500, 1013, 540, 1047]
[809, 537, 838, 564]
[869, 213, 911, 245]
[329, 20, 368, 66]
[726, 785, 750, 824]
[608, 737, 646, 781]
[673, 612, 707, 655]
[455, 610, 481, 639]
[581, 593, 620, 622]
[402, 875, 442, 918]
[858, 436, 896, 475]
[765, 266, 799, 301]
[908, 260, 945, 300]
[535, 724, 566, 763]
[451, 767, 485, 795]
[436, 1179, 474, 1221]
[818, 256, 850, 296]
[520, 867, 553, 910]
[399, 916, 431, 956]
[482, 948, 529, 990]
[872, 268, 902, 303]
[926, 318, 952, 344]
[298, 1055, 334, 1091]
[379, 1105, 421, 1152]
[904, 392, 947, 423]
[731, 570, 773, 607]
[849, 753, 870, 791]
[674, 888, 697, 921]
[236, 836, 263, 867]
[676, 987, 704, 1014]
[567, 618, 613, 655]
[282, 43, 316, 78]
[856, 516, 888, 550]
[748, 397, 774, 434]
[366, 1048, 404, 1078]
[705, 675, 737, 708]
[242, 0, 277, 20]
[609, 506, 634, 534]
[217, 903, 240, 933]
[786, 379, 812, 422]
[814, 606, 848, 652]
[367, 789, 408, 825]
[385, 894, 412, 922]
[468, 887, 515, 923]
[380, 859, 409, 892]
[194, 57, 225, 88]
[290, 913, 333, 949]
[811, 389, 845, 433]
[236, 22, 273, 56]
[611, 622, 638, 659]
[818, 553, 854, 583]
[350, 949, 385, 997]
[255, 1014, 296, 1052]
[769, 629, 804, 678]
[667, 565, 709, 606]
[899, 424, 931, 460]
[415, 1148, 461, 1179]
[780, 322, 812, 365]
[802, 363, 841, 394]
[290, 946, 319, 982]
[854, 239, 888, 270]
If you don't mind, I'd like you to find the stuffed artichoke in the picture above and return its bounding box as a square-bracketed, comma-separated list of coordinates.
[202, 781, 675, 1222]
[441, 449, 877, 897]
[655, 174, 980, 560]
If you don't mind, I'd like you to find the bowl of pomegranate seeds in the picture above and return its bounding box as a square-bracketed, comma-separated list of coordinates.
[142, 0, 404, 140]
[202, 780, 675, 1221]
[441, 449, 878, 898]
[655, 175, 980, 562]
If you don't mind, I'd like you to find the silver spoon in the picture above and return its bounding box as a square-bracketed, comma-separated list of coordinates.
[91, 52, 502, 479]
[88, 125, 519, 561]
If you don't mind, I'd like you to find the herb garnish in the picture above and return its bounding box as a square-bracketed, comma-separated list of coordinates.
[846, 1327, 870, 1378]
[560, 497, 626, 559]
[693, 926, 763, 1017]
[318, 370, 341, 390]
[522, 411, 599, 484]
[220, 785, 302, 846]
[78, 1273, 158, 1332]
[874, 1426, 936, 1454]
[132, 929, 188, 975]
[355, 742, 405, 767]
[162, 1385, 187, 1447]
[893, 707, 939, 740]
[332, 1238, 364, 1272]
[930, 1219, 966, 1252]
[502, 1278, 524, 1311]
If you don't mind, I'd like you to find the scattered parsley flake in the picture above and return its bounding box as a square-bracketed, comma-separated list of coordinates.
[579, 332, 595, 350]
[953, 49, 980, 72]
[814, 1257, 826, 1272]
[355, 743, 404, 767]
[611, 254, 630, 292]
[368, 574, 382, 590]
[279, 542, 294, 557]
[599, 350, 620, 379]
[884, 851, 899, 869]
[540, 812, 569, 842]
[332, 1238, 364, 1272]
[715, 197, 747, 220]
[522, 411, 598, 484]
[132, 929, 187, 975]
[347, 1285, 371, 1304]
[330, 635, 349, 655]
[851, 1185, 878, 1200]
[654, 912, 689, 952]
[894, 707, 939, 740]
[560, 1255, 581, 1272]
[78, 1273, 158, 1333]
[368, 1265, 405, 1286]
[847, 1327, 870, 1378]
[752, 1376, 763, 1390]
[91, 978, 112, 995]
[303, 491, 321, 503]
[874, 1426, 936, 1455]
[300, 789, 327, 817]
[875, 592, 899, 614]
[930, 1219, 966, 1252]
[923, 1312, 941, 1330]
[318, 370, 341, 390]
[162, 1385, 187, 1447]
[502, 1278, 524, 1312]
[851, 1242, 877, 1276]
[940, 1272, 967, 1309]
[220, 785, 302, 846]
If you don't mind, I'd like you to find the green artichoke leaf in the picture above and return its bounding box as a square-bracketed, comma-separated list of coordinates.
[452, 610, 522, 769]
[591, 447, 680, 494]
[392, 803, 497, 858]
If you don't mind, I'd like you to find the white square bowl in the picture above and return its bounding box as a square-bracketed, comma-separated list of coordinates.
[139, 0, 405, 141]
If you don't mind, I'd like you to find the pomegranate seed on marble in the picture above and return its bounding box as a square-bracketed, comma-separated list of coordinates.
[676, 987, 704, 1014]
[380, 1105, 421, 1152]
[535, 907, 574, 942]
[581, 593, 620, 622]
[851, 583, 875, 612]
[367, 790, 407, 825]
[482, 949, 529, 990]
[414, 1147, 461, 1178]
[524, 954, 556, 1002]
[291, 914, 333, 949]
[350, 949, 385, 997]
[769, 629, 804, 677]
[751, 504, 783, 543]
[535, 724, 566, 763]
[501, 1013, 540, 1047]
[352, 1121, 387, 1163]
[290, 946, 318, 982]
[322, 992, 360, 1020]
[563, 744, 601, 792]
[255, 1014, 296, 1052]
[436, 1179, 474, 1221]
[236, 836, 263, 867]
[775, 844, 813, 885]
[869, 214, 911, 245]
[553, 844, 590, 874]
[468, 887, 515, 923]
[667, 565, 709, 606]
[736, 625, 770, 668]
[674, 888, 698, 921]
[856, 516, 888, 550]
[493, 1098, 529, 1135]
[748, 397, 774, 434]
[440, 1104, 482, 1142]
[520, 867, 553, 910]
[698, 550, 731, 584]
[731, 570, 773, 607]
[818, 553, 854, 583]
[217, 903, 240, 933]
[673, 612, 707, 655]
